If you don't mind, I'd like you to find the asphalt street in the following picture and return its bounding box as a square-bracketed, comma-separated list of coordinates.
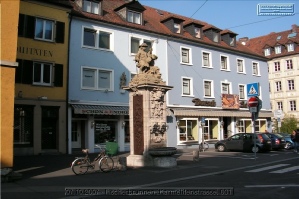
[1, 149, 299, 199]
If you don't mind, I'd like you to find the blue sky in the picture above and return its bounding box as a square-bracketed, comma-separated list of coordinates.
[139, 0, 298, 39]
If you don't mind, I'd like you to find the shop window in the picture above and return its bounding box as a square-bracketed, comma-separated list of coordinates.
[14, 106, 34, 146]
[94, 121, 116, 144]
[178, 120, 198, 142]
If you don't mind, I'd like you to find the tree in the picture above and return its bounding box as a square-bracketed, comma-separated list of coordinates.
[273, 114, 298, 134]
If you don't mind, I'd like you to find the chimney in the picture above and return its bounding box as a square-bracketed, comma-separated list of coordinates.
[291, 24, 297, 33]
[239, 37, 248, 45]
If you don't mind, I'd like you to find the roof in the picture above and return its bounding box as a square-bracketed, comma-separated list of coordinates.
[69, 0, 267, 59]
[245, 25, 299, 59]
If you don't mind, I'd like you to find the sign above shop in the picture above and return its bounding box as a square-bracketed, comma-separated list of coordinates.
[72, 104, 129, 115]
[221, 94, 240, 109]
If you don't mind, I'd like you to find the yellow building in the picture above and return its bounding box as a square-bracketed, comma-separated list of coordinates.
[14, 0, 71, 155]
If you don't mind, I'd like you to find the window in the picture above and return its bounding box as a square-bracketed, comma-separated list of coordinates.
[229, 37, 235, 46]
[277, 102, 283, 110]
[174, 23, 181, 33]
[252, 62, 259, 76]
[287, 43, 294, 52]
[178, 120, 198, 142]
[275, 81, 282, 91]
[195, 27, 201, 38]
[288, 80, 295, 90]
[202, 51, 212, 67]
[35, 18, 54, 41]
[181, 47, 191, 64]
[239, 85, 245, 100]
[81, 67, 114, 91]
[14, 106, 33, 146]
[83, 0, 100, 14]
[286, 59, 293, 70]
[130, 37, 152, 54]
[290, 100, 296, 111]
[33, 62, 52, 86]
[182, 78, 192, 96]
[237, 59, 244, 73]
[274, 61, 280, 71]
[213, 32, 219, 42]
[264, 48, 270, 56]
[221, 83, 230, 94]
[204, 80, 213, 97]
[275, 46, 281, 54]
[83, 27, 113, 50]
[128, 10, 141, 24]
[220, 55, 229, 70]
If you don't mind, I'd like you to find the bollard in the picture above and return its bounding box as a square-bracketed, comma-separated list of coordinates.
[193, 150, 199, 161]
[118, 157, 127, 171]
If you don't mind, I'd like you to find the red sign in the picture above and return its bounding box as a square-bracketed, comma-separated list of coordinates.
[248, 97, 259, 107]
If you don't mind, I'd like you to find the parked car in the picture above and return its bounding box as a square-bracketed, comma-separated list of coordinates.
[215, 133, 272, 153]
[277, 133, 294, 150]
[263, 132, 286, 150]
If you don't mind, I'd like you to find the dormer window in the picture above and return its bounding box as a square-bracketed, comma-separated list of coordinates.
[264, 48, 271, 56]
[83, 0, 101, 15]
[174, 23, 181, 33]
[275, 46, 281, 54]
[213, 32, 219, 42]
[128, 10, 141, 24]
[195, 27, 201, 38]
[229, 37, 235, 46]
[287, 43, 294, 52]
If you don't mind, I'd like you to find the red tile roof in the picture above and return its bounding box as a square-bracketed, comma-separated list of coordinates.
[245, 25, 299, 59]
[70, 0, 267, 59]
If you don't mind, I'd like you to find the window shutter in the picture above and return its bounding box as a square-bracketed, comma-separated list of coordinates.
[25, 15, 35, 39]
[23, 60, 33, 84]
[18, 14, 25, 36]
[54, 64, 63, 87]
[55, 21, 65, 43]
[15, 59, 23, 83]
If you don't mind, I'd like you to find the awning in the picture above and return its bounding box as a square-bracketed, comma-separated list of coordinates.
[172, 108, 273, 118]
[71, 104, 129, 115]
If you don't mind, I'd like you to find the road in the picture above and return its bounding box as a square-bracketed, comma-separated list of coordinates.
[2, 150, 299, 199]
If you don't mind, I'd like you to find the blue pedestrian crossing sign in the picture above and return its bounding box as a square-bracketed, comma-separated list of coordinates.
[247, 82, 259, 97]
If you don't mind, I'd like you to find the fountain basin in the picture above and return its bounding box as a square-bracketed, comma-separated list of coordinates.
[148, 147, 177, 168]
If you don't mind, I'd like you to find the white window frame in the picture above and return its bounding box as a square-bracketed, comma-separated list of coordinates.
[220, 55, 230, 71]
[129, 35, 154, 55]
[83, 0, 100, 14]
[202, 51, 212, 68]
[82, 26, 114, 51]
[128, 10, 141, 24]
[81, 66, 114, 91]
[237, 58, 245, 73]
[180, 47, 192, 65]
[288, 79, 295, 90]
[275, 81, 282, 92]
[203, 80, 214, 98]
[264, 48, 270, 56]
[182, 77, 193, 96]
[33, 62, 53, 86]
[289, 100, 297, 111]
[252, 62, 260, 76]
[286, 59, 293, 70]
[238, 84, 246, 100]
[34, 18, 54, 42]
[287, 43, 294, 52]
[277, 101, 283, 110]
[221, 81, 232, 94]
[274, 61, 280, 71]
[275, 46, 281, 54]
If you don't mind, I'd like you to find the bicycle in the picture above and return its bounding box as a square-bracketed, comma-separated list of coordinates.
[71, 146, 114, 175]
[199, 141, 209, 152]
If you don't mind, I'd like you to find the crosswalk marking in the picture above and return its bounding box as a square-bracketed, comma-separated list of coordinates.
[245, 164, 289, 172]
[270, 166, 299, 174]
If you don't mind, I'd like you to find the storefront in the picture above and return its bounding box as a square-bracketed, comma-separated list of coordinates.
[68, 104, 129, 154]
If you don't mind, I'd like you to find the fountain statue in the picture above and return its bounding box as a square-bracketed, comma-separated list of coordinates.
[123, 43, 176, 167]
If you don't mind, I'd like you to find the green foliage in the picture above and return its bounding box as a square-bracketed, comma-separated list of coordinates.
[273, 114, 298, 134]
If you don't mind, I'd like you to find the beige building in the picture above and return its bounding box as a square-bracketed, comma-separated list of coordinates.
[244, 24, 299, 128]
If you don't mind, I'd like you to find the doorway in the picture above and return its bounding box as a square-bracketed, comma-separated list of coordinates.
[72, 121, 81, 148]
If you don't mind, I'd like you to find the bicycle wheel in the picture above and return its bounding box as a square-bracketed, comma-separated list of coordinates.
[71, 158, 89, 175]
[99, 156, 114, 172]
